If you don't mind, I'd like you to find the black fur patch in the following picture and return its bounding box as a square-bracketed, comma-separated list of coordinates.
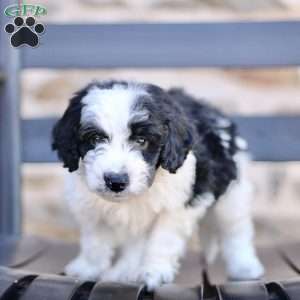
[167, 88, 238, 205]
[145, 84, 194, 174]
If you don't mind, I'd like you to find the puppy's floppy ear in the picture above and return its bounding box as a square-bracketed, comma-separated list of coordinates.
[160, 115, 193, 173]
[146, 84, 193, 173]
[52, 91, 86, 172]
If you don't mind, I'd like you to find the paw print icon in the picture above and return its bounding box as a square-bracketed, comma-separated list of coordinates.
[5, 16, 45, 48]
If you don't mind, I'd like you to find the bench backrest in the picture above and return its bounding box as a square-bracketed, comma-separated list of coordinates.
[1, 0, 300, 235]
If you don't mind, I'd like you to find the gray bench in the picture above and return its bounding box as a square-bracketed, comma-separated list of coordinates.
[1, 0, 300, 298]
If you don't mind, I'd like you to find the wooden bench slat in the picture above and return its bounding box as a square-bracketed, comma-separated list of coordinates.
[279, 243, 300, 275]
[206, 246, 299, 285]
[22, 118, 57, 163]
[219, 282, 269, 300]
[0, 236, 46, 268]
[20, 274, 81, 300]
[21, 116, 300, 163]
[233, 116, 300, 161]
[280, 280, 300, 300]
[0, 267, 36, 297]
[2, 236, 300, 297]
[88, 282, 143, 300]
[22, 21, 300, 69]
[266, 282, 292, 300]
[154, 285, 201, 300]
[20, 240, 78, 274]
[257, 247, 299, 281]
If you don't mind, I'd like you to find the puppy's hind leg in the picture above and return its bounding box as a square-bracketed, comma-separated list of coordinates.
[214, 153, 264, 280]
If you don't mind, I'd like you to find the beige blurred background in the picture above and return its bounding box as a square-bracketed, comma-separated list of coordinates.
[22, 0, 300, 247]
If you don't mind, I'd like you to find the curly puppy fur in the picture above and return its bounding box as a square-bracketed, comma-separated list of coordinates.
[52, 80, 264, 289]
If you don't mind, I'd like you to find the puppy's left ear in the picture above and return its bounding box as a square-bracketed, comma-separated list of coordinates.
[52, 94, 83, 172]
[160, 115, 193, 174]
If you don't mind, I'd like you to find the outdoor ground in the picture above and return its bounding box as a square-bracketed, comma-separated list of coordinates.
[21, 0, 300, 249]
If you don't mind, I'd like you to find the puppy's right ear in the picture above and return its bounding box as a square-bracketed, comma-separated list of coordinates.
[52, 93, 84, 172]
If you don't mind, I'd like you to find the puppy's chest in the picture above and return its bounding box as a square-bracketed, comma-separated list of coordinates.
[96, 199, 157, 237]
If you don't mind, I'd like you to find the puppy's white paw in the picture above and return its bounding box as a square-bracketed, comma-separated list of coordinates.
[227, 257, 265, 281]
[65, 256, 102, 281]
[139, 265, 175, 291]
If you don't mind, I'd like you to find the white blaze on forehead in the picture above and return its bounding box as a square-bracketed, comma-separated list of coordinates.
[80, 84, 148, 135]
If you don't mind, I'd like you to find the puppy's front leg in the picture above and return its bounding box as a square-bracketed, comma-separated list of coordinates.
[65, 226, 115, 281]
[215, 163, 264, 280]
[101, 237, 146, 283]
[140, 210, 196, 290]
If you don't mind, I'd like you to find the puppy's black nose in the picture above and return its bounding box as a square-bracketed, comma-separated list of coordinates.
[104, 172, 129, 193]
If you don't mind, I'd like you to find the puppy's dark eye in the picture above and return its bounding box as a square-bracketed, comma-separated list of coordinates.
[80, 126, 109, 146]
[133, 137, 148, 149]
[90, 134, 108, 146]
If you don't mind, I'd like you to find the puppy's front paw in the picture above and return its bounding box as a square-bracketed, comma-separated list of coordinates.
[139, 265, 175, 291]
[65, 256, 102, 281]
[227, 257, 265, 281]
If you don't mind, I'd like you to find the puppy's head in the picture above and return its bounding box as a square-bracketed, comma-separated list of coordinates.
[52, 81, 193, 201]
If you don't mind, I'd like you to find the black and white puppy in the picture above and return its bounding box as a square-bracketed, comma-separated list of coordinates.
[52, 80, 264, 289]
